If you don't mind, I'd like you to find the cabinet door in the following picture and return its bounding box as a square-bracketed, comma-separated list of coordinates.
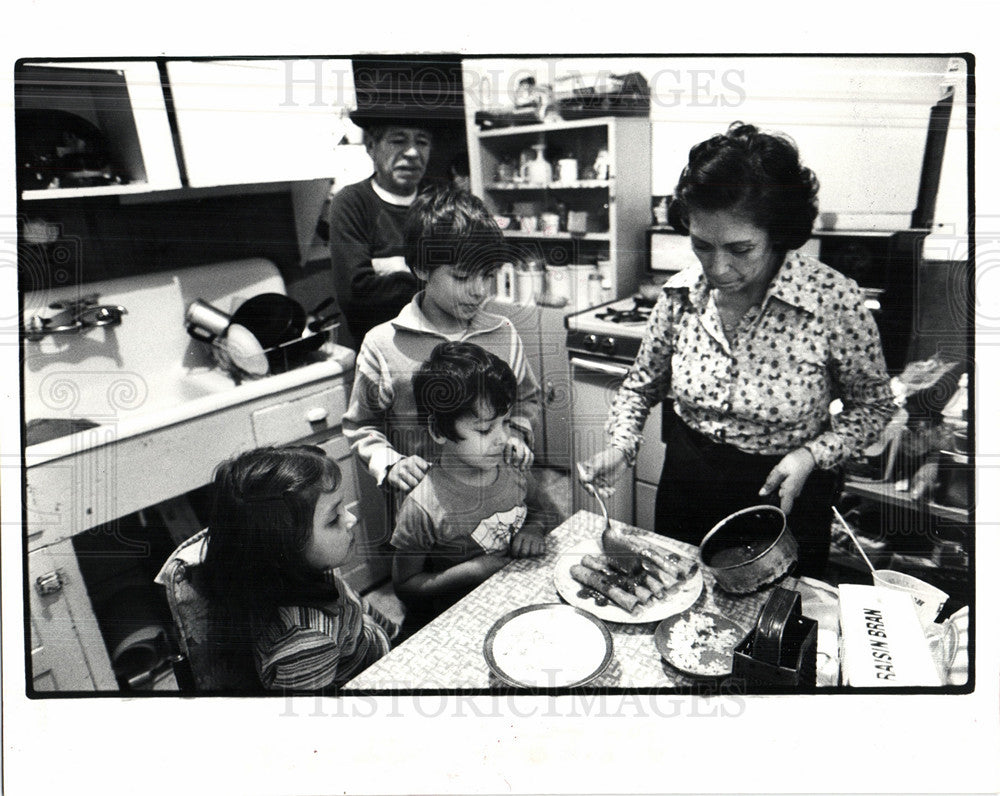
[16, 61, 181, 199]
[166, 59, 357, 187]
[539, 305, 571, 469]
[317, 434, 388, 592]
[635, 401, 667, 484]
[484, 300, 546, 455]
[634, 480, 658, 533]
[28, 541, 116, 692]
[569, 357, 633, 524]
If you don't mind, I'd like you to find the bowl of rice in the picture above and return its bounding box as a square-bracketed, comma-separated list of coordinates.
[654, 609, 748, 678]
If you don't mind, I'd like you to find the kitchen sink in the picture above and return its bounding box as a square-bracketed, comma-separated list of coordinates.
[22, 259, 354, 460]
[167, 366, 243, 402]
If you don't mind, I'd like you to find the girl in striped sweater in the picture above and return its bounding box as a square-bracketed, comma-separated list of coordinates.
[202, 446, 396, 692]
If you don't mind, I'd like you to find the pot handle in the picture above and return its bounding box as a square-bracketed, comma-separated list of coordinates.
[186, 324, 216, 343]
[750, 587, 802, 666]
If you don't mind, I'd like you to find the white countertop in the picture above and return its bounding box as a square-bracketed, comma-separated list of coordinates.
[24, 344, 356, 466]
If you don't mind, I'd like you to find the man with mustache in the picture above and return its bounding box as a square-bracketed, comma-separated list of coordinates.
[328, 121, 432, 346]
[330, 58, 465, 346]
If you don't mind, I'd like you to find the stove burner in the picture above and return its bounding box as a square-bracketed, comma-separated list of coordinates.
[595, 299, 652, 325]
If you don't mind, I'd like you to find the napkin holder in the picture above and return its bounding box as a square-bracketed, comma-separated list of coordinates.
[732, 587, 817, 691]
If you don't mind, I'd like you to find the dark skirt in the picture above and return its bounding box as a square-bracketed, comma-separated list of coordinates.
[653, 414, 841, 579]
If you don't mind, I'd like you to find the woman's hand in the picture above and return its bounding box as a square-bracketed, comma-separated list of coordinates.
[759, 448, 816, 514]
[503, 435, 534, 471]
[510, 527, 546, 558]
[577, 447, 629, 502]
[386, 455, 432, 493]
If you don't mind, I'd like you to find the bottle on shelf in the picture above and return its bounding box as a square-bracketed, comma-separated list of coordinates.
[523, 143, 552, 186]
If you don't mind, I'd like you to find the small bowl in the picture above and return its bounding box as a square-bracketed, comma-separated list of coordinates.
[493, 215, 511, 230]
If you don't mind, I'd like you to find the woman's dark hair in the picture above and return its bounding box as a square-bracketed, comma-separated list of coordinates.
[403, 186, 506, 277]
[201, 445, 341, 630]
[670, 122, 819, 251]
[413, 341, 517, 443]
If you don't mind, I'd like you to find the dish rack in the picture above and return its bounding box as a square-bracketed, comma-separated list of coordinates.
[208, 323, 340, 381]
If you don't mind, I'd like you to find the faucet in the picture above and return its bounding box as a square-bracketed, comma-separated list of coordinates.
[23, 293, 127, 342]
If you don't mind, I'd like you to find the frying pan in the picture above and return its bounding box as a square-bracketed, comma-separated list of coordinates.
[229, 293, 306, 350]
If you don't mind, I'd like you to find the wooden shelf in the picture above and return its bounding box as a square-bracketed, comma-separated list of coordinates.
[843, 477, 969, 524]
[500, 230, 610, 241]
[476, 116, 621, 138]
[21, 183, 154, 201]
[485, 180, 611, 191]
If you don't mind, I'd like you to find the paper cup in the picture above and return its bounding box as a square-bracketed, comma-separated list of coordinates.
[872, 569, 948, 627]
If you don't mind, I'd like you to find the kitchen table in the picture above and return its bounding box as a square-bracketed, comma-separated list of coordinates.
[344, 510, 842, 691]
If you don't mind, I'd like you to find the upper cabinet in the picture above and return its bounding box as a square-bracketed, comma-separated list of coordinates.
[165, 59, 358, 188]
[15, 61, 183, 200]
[15, 58, 363, 201]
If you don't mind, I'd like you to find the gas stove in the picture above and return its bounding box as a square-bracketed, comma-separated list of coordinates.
[565, 295, 655, 363]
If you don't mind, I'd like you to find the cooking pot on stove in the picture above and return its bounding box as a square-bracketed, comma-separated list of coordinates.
[699, 505, 798, 594]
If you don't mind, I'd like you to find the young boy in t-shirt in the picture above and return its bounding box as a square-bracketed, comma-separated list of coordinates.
[391, 342, 558, 628]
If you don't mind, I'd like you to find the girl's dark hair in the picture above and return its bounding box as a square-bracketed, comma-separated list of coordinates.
[403, 186, 507, 277]
[670, 122, 819, 251]
[413, 341, 517, 443]
[201, 445, 341, 631]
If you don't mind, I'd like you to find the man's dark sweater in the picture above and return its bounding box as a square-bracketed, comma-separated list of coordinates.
[328, 178, 421, 345]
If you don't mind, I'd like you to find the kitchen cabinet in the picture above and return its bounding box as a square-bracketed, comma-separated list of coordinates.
[567, 355, 666, 530]
[15, 58, 361, 202]
[486, 300, 571, 469]
[23, 352, 390, 691]
[165, 59, 357, 188]
[633, 403, 667, 532]
[28, 539, 117, 692]
[469, 116, 651, 302]
[15, 61, 182, 200]
[568, 357, 634, 524]
[318, 435, 388, 593]
[538, 305, 572, 468]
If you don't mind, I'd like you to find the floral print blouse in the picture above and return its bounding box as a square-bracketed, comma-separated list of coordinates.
[606, 252, 895, 470]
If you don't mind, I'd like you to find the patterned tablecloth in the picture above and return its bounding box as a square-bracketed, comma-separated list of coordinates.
[344, 511, 840, 691]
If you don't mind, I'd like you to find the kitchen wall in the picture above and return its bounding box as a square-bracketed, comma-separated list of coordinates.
[462, 56, 967, 233]
[18, 189, 309, 290]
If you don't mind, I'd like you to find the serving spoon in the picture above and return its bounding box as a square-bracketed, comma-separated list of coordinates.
[576, 462, 611, 532]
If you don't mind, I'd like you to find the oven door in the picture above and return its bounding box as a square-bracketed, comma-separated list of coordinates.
[568, 356, 635, 526]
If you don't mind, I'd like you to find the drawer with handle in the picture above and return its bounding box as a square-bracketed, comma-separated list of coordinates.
[251, 384, 348, 445]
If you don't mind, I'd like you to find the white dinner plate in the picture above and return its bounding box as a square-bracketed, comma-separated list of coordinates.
[553, 538, 704, 624]
[483, 603, 613, 688]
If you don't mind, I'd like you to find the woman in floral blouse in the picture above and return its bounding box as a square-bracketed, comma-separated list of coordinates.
[578, 122, 895, 576]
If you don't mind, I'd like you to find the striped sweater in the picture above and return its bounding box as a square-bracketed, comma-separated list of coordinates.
[342, 293, 541, 485]
[253, 572, 393, 691]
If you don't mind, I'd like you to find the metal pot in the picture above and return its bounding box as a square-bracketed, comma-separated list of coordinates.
[185, 299, 232, 342]
[699, 505, 798, 594]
